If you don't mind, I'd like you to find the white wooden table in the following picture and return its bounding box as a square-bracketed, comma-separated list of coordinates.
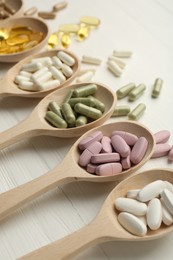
[0, 0, 173, 259]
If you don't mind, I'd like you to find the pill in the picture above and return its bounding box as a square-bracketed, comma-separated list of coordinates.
[101, 136, 112, 153]
[126, 189, 140, 199]
[69, 97, 95, 108]
[63, 90, 74, 103]
[48, 101, 62, 118]
[52, 56, 63, 69]
[77, 25, 90, 41]
[79, 141, 102, 167]
[111, 105, 130, 117]
[107, 60, 122, 77]
[45, 111, 67, 128]
[146, 198, 162, 230]
[168, 146, 173, 161]
[31, 67, 49, 80]
[91, 153, 120, 164]
[18, 81, 38, 92]
[76, 115, 88, 127]
[81, 55, 102, 65]
[161, 198, 173, 226]
[128, 103, 146, 121]
[58, 24, 80, 33]
[115, 198, 147, 216]
[24, 6, 38, 16]
[49, 66, 66, 82]
[38, 11, 56, 19]
[86, 163, 97, 174]
[111, 131, 138, 146]
[80, 16, 100, 27]
[76, 71, 94, 83]
[74, 103, 102, 120]
[118, 212, 147, 236]
[3, 2, 15, 14]
[121, 155, 131, 170]
[15, 75, 30, 84]
[39, 80, 60, 90]
[111, 135, 130, 157]
[33, 71, 52, 86]
[19, 71, 32, 78]
[113, 50, 133, 58]
[161, 188, 173, 215]
[78, 131, 103, 150]
[152, 78, 163, 98]
[137, 180, 166, 202]
[151, 143, 171, 158]
[61, 64, 73, 77]
[61, 103, 76, 125]
[89, 96, 105, 113]
[31, 57, 53, 67]
[72, 84, 97, 97]
[128, 84, 146, 101]
[130, 137, 148, 164]
[116, 83, 136, 99]
[108, 56, 126, 69]
[164, 181, 173, 194]
[96, 163, 122, 176]
[60, 34, 71, 49]
[154, 130, 170, 144]
[22, 62, 43, 72]
[57, 51, 75, 66]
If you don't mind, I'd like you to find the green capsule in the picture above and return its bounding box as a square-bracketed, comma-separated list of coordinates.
[111, 105, 130, 117]
[45, 111, 67, 128]
[48, 101, 62, 118]
[74, 103, 102, 120]
[89, 96, 105, 112]
[72, 84, 97, 97]
[69, 97, 95, 107]
[152, 78, 163, 98]
[63, 89, 74, 103]
[116, 83, 136, 99]
[128, 103, 146, 120]
[128, 84, 146, 101]
[76, 115, 88, 127]
[61, 103, 76, 124]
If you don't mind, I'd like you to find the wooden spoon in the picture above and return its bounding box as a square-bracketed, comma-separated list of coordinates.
[0, 49, 80, 98]
[18, 168, 173, 260]
[0, 121, 154, 221]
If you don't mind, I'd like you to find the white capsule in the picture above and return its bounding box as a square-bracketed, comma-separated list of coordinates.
[31, 67, 49, 80]
[115, 197, 147, 216]
[164, 181, 173, 194]
[61, 64, 73, 77]
[49, 66, 66, 82]
[137, 180, 166, 202]
[126, 189, 140, 199]
[118, 212, 147, 236]
[18, 81, 38, 91]
[22, 62, 43, 72]
[33, 71, 52, 86]
[107, 60, 122, 77]
[147, 198, 162, 230]
[76, 70, 94, 83]
[57, 51, 75, 66]
[38, 80, 60, 90]
[19, 71, 32, 78]
[113, 50, 133, 58]
[31, 57, 52, 67]
[161, 198, 173, 226]
[161, 188, 173, 215]
[14, 75, 30, 84]
[108, 56, 126, 69]
[77, 68, 96, 76]
[81, 55, 102, 65]
[52, 56, 63, 69]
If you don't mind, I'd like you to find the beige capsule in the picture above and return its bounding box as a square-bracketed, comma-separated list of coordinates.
[80, 16, 101, 27]
[24, 7, 38, 16]
[58, 24, 80, 34]
[53, 1, 68, 12]
[38, 11, 56, 19]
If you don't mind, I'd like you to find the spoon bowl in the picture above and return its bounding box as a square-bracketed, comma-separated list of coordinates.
[19, 168, 173, 260]
[0, 49, 80, 98]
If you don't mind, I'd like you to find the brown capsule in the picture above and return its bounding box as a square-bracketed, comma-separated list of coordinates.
[38, 11, 56, 19]
[24, 6, 37, 16]
[53, 1, 68, 12]
[4, 2, 16, 14]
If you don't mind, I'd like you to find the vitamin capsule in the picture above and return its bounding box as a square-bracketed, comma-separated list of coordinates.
[154, 130, 170, 144]
[107, 60, 122, 77]
[77, 68, 96, 77]
[168, 146, 173, 161]
[58, 24, 80, 33]
[128, 84, 146, 101]
[3, 2, 15, 14]
[72, 84, 97, 97]
[33, 72, 52, 86]
[130, 137, 148, 164]
[39, 80, 60, 90]
[101, 136, 112, 153]
[108, 56, 126, 69]
[48, 33, 59, 48]
[61, 103, 76, 125]
[31, 57, 52, 67]
[121, 155, 131, 170]
[48, 101, 62, 118]
[78, 131, 103, 150]
[111, 131, 138, 146]
[111, 135, 130, 157]
[19, 71, 32, 78]
[61, 33, 71, 48]
[115, 198, 147, 216]
[81, 55, 102, 65]
[77, 25, 90, 41]
[126, 189, 140, 199]
[23, 40, 38, 50]
[74, 103, 102, 120]
[116, 83, 136, 99]
[146, 198, 162, 230]
[76, 70, 94, 83]
[24, 7, 38, 16]
[63, 90, 74, 103]
[87, 163, 97, 174]
[91, 153, 120, 164]
[164, 181, 173, 194]
[161, 188, 173, 215]
[118, 212, 147, 236]
[96, 163, 122, 176]
[111, 105, 130, 117]
[45, 111, 67, 128]
[69, 97, 95, 108]
[22, 62, 43, 72]
[151, 143, 171, 158]
[18, 81, 38, 92]
[31, 67, 49, 80]
[53, 1, 68, 12]
[38, 11, 56, 19]
[61, 63, 73, 77]
[79, 141, 102, 167]
[90, 96, 105, 112]
[128, 103, 146, 121]
[161, 198, 173, 225]
[137, 180, 166, 202]
[49, 66, 66, 82]
[113, 50, 133, 58]
[80, 16, 101, 27]
[76, 115, 88, 127]
[52, 56, 63, 69]
[57, 51, 75, 66]
[152, 78, 163, 98]
[15, 75, 30, 84]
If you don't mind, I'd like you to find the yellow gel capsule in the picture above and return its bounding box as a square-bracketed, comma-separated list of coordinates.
[48, 33, 59, 48]
[58, 24, 80, 33]
[0, 28, 9, 40]
[6, 35, 29, 46]
[80, 16, 101, 27]
[61, 33, 71, 48]
[23, 40, 38, 50]
[29, 32, 44, 43]
[77, 25, 89, 41]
